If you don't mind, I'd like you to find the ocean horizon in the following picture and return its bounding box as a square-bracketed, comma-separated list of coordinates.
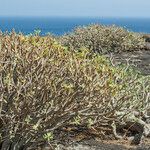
[0, 16, 150, 35]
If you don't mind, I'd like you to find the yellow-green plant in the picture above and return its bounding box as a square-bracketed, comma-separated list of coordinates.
[0, 31, 149, 149]
[60, 24, 145, 54]
[43, 132, 53, 142]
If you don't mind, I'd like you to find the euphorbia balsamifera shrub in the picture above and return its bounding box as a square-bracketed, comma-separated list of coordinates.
[60, 24, 145, 54]
[0, 32, 149, 149]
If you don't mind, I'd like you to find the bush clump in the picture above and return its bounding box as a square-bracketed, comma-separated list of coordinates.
[60, 24, 145, 54]
[0, 32, 149, 149]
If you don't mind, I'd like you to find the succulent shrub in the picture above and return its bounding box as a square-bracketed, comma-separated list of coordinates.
[0, 31, 149, 149]
[60, 24, 145, 54]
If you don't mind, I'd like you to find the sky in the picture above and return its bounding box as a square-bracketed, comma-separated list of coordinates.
[0, 0, 150, 18]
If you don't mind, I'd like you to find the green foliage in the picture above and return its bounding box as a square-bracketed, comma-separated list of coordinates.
[34, 29, 41, 36]
[0, 31, 149, 149]
[43, 132, 53, 142]
[60, 24, 145, 54]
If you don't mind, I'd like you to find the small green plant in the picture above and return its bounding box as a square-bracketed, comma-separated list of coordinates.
[34, 29, 41, 36]
[43, 132, 53, 142]
[87, 118, 94, 128]
[73, 115, 82, 125]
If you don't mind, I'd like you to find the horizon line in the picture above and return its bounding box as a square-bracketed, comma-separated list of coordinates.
[0, 15, 150, 19]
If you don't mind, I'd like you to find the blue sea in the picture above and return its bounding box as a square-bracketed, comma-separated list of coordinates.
[0, 17, 150, 35]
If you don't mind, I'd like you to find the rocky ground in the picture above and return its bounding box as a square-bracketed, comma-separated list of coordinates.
[109, 49, 150, 76]
[111, 35, 150, 76]
[56, 139, 150, 150]
[38, 137, 150, 150]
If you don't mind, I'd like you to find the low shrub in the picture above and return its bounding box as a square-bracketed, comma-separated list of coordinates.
[0, 32, 149, 149]
[60, 24, 145, 54]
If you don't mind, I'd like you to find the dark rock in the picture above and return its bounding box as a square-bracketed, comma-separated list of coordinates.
[142, 34, 150, 42]
[107, 50, 150, 75]
[131, 134, 143, 145]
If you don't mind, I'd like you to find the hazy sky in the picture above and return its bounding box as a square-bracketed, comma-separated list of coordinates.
[0, 0, 150, 17]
